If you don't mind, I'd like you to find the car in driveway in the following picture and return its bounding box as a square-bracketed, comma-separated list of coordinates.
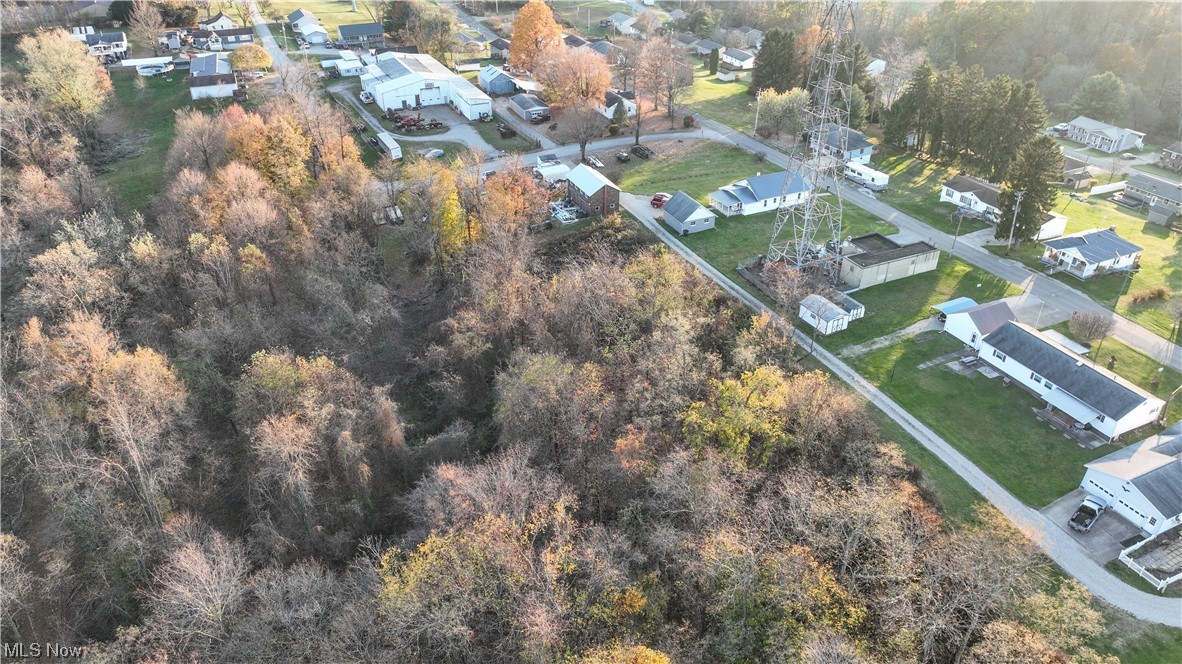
[1120, 152, 1136, 160]
[1069, 495, 1108, 533]
[650, 192, 672, 208]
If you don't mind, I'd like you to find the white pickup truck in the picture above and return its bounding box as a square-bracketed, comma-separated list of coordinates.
[1069, 495, 1108, 533]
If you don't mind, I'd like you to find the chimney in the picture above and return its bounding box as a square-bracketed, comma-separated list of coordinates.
[1108, 225, 1116, 231]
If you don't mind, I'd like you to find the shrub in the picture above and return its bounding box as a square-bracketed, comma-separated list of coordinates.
[755, 150, 767, 162]
[683, 115, 694, 128]
[1128, 285, 1170, 304]
[608, 122, 620, 136]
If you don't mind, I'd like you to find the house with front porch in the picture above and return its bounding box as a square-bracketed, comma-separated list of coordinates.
[812, 123, 873, 165]
[708, 171, 810, 217]
[85, 31, 127, 59]
[1123, 172, 1182, 226]
[979, 322, 1164, 442]
[1040, 227, 1142, 279]
[940, 175, 1001, 220]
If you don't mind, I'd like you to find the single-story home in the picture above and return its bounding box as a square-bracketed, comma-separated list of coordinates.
[490, 37, 511, 59]
[85, 31, 127, 58]
[943, 300, 1016, 350]
[587, 40, 624, 65]
[321, 50, 366, 77]
[607, 12, 637, 35]
[338, 22, 385, 48]
[188, 52, 236, 100]
[720, 47, 755, 70]
[563, 34, 589, 50]
[838, 233, 939, 289]
[508, 93, 550, 122]
[299, 22, 329, 44]
[672, 32, 698, 50]
[198, 11, 235, 31]
[288, 8, 318, 30]
[693, 39, 724, 57]
[191, 27, 256, 51]
[1035, 211, 1068, 240]
[598, 90, 636, 119]
[1062, 155, 1093, 190]
[1082, 422, 1182, 537]
[535, 154, 570, 182]
[1157, 141, 1182, 173]
[361, 51, 492, 121]
[1041, 227, 1142, 279]
[1066, 116, 1145, 154]
[374, 132, 402, 159]
[812, 123, 873, 165]
[940, 175, 1001, 219]
[478, 65, 516, 95]
[799, 294, 865, 335]
[979, 322, 1164, 441]
[661, 191, 715, 234]
[567, 164, 620, 216]
[1123, 172, 1182, 226]
[709, 171, 810, 217]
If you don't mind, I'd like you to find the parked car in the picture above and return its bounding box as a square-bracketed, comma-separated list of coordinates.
[245, 71, 265, 80]
[1120, 152, 1136, 159]
[360, 90, 374, 104]
[856, 187, 875, 197]
[584, 155, 604, 169]
[615, 151, 631, 162]
[1052, 122, 1069, 132]
[650, 193, 672, 208]
[423, 148, 445, 159]
[1069, 495, 1107, 533]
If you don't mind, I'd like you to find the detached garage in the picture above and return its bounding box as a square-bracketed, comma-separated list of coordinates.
[1082, 423, 1182, 537]
[661, 191, 715, 235]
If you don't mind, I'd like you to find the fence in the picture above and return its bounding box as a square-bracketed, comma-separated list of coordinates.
[1118, 536, 1182, 592]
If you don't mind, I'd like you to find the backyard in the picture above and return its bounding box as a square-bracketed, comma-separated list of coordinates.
[252, 0, 375, 35]
[985, 196, 1181, 340]
[682, 63, 755, 133]
[871, 148, 992, 237]
[610, 142, 769, 197]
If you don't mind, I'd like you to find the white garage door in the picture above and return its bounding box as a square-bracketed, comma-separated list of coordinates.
[418, 84, 443, 105]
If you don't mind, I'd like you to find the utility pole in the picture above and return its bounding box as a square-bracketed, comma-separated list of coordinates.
[1005, 190, 1024, 256]
[951, 211, 965, 252]
[751, 88, 762, 136]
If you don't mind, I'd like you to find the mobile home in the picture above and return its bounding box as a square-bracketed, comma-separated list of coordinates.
[843, 162, 889, 191]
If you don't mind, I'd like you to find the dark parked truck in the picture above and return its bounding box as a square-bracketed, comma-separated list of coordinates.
[1069, 496, 1107, 533]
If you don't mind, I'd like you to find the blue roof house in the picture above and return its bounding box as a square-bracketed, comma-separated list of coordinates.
[708, 171, 811, 217]
[1041, 227, 1142, 279]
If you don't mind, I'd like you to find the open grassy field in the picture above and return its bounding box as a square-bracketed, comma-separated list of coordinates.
[251, 0, 376, 35]
[823, 258, 1022, 350]
[852, 334, 1115, 507]
[871, 149, 991, 237]
[549, 0, 636, 39]
[472, 112, 537, 153]
[985, 196, 1181, 340]
[682, 62, 755, 132]
[101, 72, 201, 211]
[613, 142, 770, 197]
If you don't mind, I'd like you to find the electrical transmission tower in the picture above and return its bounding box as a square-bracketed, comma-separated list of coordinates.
[766, 0, 856, 279]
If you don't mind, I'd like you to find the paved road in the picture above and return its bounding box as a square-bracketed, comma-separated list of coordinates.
[686, 112, 1182, 369]
[619, 192, 1182, 627]
[249, 4, 291, 68]
[437, 0, 502, 42]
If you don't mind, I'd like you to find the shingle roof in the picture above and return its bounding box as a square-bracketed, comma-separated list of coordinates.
[724, 47, 754, 61]
[604, 90, 633, 108]
[1087, 424, 1182, 517]
[1126, 172, 1182, 206]
[1042, 228, 1143, 262]
[662, 191, 712, 224]
[942, 175, 1001, 209]
[564, 34, 588, 48]
[608, 12, 633, 24]
[189, 52, 231, 78]
[695, 39, 723, 51]
[588, 40, 617, 56]
[982, 322, 1155, 420]
[510, 93, 548, 111]
[668, 9, 686, 20]
[84, 31, 124, 45]
[961, 301, 1016, 337]
[1068, 115, 1111, 132]
[339, 22, 384, 37]
[711, 171, 809, 206]
[202, 11, 231, 25]
[673, 32, 698, 45]
[288, 8, 314, 23]
[567, 163, 619, 196]
[490, 37, 510, 51]
[818, 123, 872, 153]
[1164, 141, 1182, 156]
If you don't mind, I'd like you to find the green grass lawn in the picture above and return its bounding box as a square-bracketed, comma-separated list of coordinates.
[984, 197, 1181, 340]
[824, 258, 1022, 350]
[266, 22, 300, 50]
[256, 0, 374, 35]
[682, 63, 755, 132]
[852, 334, 1115, 507]
[872, 149, 991, 237]
[550, 0, 634, 38]
[472, 112, 537, 153]
[101, 72, 202, 212]
[615, 143, 771, 198]
[1048, 323, 1182, 425]
[679, 202, 898, 291]
[1134, 163, 1182, 180]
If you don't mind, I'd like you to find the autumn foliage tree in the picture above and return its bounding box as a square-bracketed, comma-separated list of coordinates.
[508, 0, 562, 72]
[535, 48, 613, 109]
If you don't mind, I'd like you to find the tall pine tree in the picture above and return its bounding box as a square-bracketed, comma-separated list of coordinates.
[996, 136, 1063, 253]
[748, 29, 797, 95]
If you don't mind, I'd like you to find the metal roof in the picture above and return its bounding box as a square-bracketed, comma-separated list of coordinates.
[982, 322, 1157, 420]
[931, 297, 979, 315]
[724, 47, 754, 61]
[801, 294, 849, 322]
[662, 191, 712, 224]
[1042, 228, 1143, 262]
[567, 164, 619, 196]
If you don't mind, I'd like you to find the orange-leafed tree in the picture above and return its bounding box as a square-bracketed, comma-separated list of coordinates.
[508, 0, 562, 72]
[534, 49, 612, 109]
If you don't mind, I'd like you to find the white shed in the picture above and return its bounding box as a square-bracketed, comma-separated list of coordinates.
[799, 294, 863, 335]
[943, 300, 1016, 350]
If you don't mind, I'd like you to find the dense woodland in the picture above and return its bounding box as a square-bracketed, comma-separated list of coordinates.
[0, 2, 1175, 662]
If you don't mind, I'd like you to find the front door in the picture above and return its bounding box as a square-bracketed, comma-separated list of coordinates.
[414, 94, 420, 107]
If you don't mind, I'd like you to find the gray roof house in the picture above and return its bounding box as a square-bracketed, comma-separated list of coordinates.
[1123, 172, 1182, 225]
[814, 123, 874, 164]
[661, 191, 716, 235]
[693, 39, 724, 56]
[709, 171, 811, 217]
[1083, 423, 1182, 536]
[587, 40, 624, 65]
[1041, 227, 1142, 279]
[564, 34, 588, 49]
[979, 322, 1164, 440]
[942, 300, 1016, 349]
[668, 9, 686, 21]
[338, 22, 385, 47]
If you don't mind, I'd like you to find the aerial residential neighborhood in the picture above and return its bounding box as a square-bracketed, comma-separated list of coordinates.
[0, 0, 1179, 661]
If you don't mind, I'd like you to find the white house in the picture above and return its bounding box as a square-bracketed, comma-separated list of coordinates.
[198, 11, 235, 31]
[375, 132, 402, 159]
[1040, 227, 1142, 280]
[607, 12, 637, 35]
[191, 28, 256, 51]
[288, 8, 319, 30]
[1081, 423, 1182, 537]
[661, 191, 715, 235]
[693, 39, 724, 57]
[188, 52, 237, 100]
[940, 175, 1002, 219]
[799, 294, 865, 335]
[1066, 116, 1145, 154]
[299, 22, 329, 44]
[735, 26, 763, 50]
[321, 50, 366, 76]
[360, 52, 492, 121]
[489, 37, 511, 59]
[943, 300, 1016, 350]
[84, 31, 127, 59]
[598, 90, 636, 119]
[68, 26, 95, 41]
[709, 171, 810, 217]
[1123, 172, 1182, 226]
[1036, 211, 1068, 240]
[720, 47, 755, 70]
[979, 322, 1164, 441]
[813, 123, 873, 165]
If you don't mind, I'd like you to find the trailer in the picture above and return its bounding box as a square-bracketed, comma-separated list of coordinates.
[843, 162, 889, 192]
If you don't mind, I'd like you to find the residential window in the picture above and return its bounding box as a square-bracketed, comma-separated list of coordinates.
[1030, 372, 1042, 384]
[1044, 382, 1054, 390]
[1149, 517, 1158, 526]
[690, 220, 696, 226]
[992, 349, 1007, 361]
[1097, 414, 1106, 422]
[971, 333, 978, 344]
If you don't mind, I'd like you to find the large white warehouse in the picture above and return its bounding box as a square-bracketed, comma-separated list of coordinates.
[360, 52, 492, 121]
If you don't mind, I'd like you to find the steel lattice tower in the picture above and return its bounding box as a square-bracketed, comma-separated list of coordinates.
[766, 0, 856, 278]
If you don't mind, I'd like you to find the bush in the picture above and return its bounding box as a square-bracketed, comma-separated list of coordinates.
[683, 115, 695, 128]
[608, 122, 620, 136]
[1128, 285, 1170, 304]
[755, 150, 767, 162]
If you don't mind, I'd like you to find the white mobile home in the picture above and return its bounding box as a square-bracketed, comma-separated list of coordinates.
[843, 162, 889, 191]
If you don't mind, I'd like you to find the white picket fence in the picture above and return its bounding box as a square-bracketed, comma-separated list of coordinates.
[1118, 536, 1182, 592]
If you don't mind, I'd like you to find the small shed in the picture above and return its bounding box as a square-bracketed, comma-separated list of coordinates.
[661, 191, 715, 235]
[799, 294, 862, 336]
[375, 132, 402, 159]
[943, 300, 1016, 349]
[478, 65, 516, 95]
[509, 93, 550, 122]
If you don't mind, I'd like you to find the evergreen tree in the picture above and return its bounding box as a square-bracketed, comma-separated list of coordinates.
[845, 85, 868, 132]
[708, 48, 719, 76]
[1069, 72, 1127, 123]
[749, 29, 796, 94]
[996, 136, 1063, 253]
[903, 59, 936, 152]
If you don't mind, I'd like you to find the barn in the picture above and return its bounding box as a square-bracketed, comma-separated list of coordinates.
[478, 65, 516, 95]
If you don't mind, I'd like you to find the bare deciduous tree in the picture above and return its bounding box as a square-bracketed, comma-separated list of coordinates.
[146, 531, 249, 655]
[560, 104, 607, 163]
[129, 0, 165, 57]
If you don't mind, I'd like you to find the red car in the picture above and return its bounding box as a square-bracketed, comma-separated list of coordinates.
[650, 192, 672, 208]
